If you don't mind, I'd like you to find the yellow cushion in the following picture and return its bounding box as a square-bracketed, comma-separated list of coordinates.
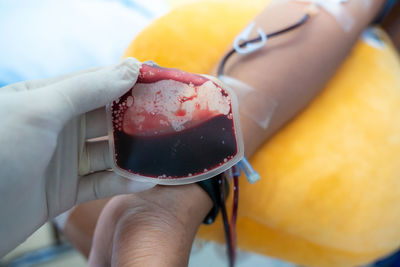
[123, 1, 266, 73]
[123, 2, 400, 267]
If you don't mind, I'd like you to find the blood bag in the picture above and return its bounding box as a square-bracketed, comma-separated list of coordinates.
[107, 63, 243, 185]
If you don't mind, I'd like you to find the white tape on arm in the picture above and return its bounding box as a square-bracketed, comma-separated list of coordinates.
[219, 75, 277, 130]
[296, 0, 355, 32]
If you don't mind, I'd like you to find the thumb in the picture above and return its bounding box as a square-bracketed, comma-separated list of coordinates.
[44, 58, 141, 123]
[76, 171, 156, 204]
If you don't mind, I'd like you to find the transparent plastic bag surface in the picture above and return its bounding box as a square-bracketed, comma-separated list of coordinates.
[107, 64, 243, 185]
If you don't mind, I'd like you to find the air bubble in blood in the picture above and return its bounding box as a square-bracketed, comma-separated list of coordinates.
[126, 96, 134, 107]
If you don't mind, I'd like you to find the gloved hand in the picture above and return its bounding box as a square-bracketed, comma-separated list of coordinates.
[0, 58, 155, 256]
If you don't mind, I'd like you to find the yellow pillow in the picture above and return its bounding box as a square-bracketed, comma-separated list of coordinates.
[123, 2, 400, 267]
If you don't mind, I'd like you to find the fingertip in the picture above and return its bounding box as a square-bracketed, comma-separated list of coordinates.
[116, 57, 142, 82]
[46, 58, 142, 121]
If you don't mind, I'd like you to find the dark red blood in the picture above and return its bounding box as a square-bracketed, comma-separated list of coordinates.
[113, 115, 236, 178]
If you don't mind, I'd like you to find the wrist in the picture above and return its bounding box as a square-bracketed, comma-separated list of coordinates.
[109, 185, 212, 267]
[143, 184, 213, 227]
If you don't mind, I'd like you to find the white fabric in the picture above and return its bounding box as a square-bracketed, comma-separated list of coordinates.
[0, 0, 169, 86]
[53, 208, 74, 231]
[0, 58, 155, 257]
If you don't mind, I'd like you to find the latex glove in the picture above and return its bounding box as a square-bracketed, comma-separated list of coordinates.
[0, 58, 155, 257]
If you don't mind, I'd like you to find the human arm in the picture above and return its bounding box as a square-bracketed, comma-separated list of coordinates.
[227, 0, 386, 156]
[86, 185, 211, 267]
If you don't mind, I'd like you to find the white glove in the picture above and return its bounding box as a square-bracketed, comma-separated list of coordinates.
[0, 58, 155, 256]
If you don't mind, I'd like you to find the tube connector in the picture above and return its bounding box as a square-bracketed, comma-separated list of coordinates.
[238, 157, 260, 184]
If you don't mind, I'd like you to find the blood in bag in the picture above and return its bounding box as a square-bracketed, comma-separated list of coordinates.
[107, 64, 243, 184]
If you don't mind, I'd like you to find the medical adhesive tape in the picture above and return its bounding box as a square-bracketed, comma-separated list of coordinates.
[219, 75, 277, 130]
[296, 0, 355, 32]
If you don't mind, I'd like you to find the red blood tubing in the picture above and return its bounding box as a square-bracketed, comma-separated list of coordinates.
[107, 64, 244, 185]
